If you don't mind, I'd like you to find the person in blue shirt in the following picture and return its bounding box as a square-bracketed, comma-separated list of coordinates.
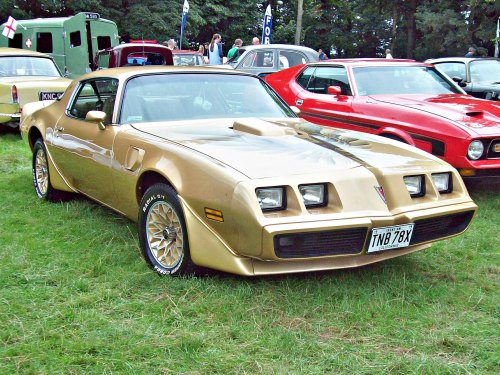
[208, 34, 223, 65]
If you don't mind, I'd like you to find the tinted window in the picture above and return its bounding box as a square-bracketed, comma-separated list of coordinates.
[70, 31, 82, 47]
[9, 33, 22, 48]
[297, 66, 315, 89]
[120, 73, 294, 123]
[353, 66, 460, 95]
[69, 79, 118, 124]
[37, 32, 53, 53]
[306, 66, 352, 95]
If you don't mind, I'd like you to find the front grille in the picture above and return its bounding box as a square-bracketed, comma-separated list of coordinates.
[410, 211, 475, 245]
[486, 139, 500, 159]
[274, 227, 367, 259]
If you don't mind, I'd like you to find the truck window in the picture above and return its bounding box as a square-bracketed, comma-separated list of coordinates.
[97, 36, 111, 50]
[37, 32, 53, 53]
[70, 31, 82, 47]
[9, 33, 22, 48]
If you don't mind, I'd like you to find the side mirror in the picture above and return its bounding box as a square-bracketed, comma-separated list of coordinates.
[451, 76, 467, 87]
[327, 86, 342, 96]
[290, 106, 301, 115]
[85, 110, 107, 130]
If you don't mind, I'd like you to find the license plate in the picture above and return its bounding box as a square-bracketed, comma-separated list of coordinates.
[39, 92, 63, 100]
[367, 223, 414, 253]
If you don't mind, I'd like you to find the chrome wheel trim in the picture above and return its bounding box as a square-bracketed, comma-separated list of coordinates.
[146, 201, 184, 268]
[34, 148, 49, 196]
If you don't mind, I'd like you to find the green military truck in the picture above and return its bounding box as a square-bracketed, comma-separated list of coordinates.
[0, 12, 119, 78]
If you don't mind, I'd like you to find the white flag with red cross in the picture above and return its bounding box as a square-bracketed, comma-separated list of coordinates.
[2, 16, 18, 39]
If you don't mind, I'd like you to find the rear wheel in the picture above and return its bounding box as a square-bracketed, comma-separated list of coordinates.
[138, 183, 195, 276]
[32, 139, 67, 202]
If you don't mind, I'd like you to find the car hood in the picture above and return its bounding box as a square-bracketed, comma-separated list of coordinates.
[132, 118, 442, 179]
[371, 94, 500, 135]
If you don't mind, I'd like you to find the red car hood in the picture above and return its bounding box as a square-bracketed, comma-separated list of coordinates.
[371, 94, 500, 135]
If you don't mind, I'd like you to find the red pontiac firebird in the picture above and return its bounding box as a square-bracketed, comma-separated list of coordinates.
[265, 59, 500, 179]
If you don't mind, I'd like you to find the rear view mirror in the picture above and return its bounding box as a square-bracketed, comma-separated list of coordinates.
[451, 76, 467, 87]
[327, 86, 342, 96]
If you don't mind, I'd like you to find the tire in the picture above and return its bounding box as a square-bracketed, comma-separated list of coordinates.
[32, 139, 67, 202]
[138, 183, 195, 276]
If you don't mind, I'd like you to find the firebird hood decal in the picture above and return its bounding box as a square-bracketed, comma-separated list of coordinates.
[132, 119, 440, 179]
[370, 94, 500, 134]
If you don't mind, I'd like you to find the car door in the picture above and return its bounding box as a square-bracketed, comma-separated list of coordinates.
[50, 78, 119, 204]
[294, 66, 353, 128]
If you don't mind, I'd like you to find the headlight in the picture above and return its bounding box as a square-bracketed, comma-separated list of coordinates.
[432, 172, 452, 193]
[403, 175, 425, 197]
[467, 140, 484, 160]
[298, 184, 327, 207]
[256, 187, 285, 211]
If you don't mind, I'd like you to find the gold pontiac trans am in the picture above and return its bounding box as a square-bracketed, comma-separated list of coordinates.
[0, 48, 72, 128]
[20, 66, 477, 276]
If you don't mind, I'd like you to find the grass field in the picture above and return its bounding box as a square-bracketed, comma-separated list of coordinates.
[0, 130, 498, 374]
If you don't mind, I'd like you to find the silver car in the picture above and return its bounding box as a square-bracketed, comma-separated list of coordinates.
[226, 44, 319, 77]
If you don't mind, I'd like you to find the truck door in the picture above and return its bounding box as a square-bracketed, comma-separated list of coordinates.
[63, 13, 91, 78]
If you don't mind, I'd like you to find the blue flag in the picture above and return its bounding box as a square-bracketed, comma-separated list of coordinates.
[261, 4, 272, 45]
[180, 0, 189, 50]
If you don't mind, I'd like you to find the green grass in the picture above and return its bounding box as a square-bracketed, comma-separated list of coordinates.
[1, 131, 498, 374]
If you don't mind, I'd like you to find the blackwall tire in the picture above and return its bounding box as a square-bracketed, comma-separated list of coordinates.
[138, 183, 195, 276]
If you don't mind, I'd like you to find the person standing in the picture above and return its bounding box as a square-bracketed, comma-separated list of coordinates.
[167, 39, 176, 50]
[208, 33, 223, 65]
[465, 47, 476, 57]
[318, 48, 328, 60]
[252, 37, 260, 45]
[227, 38, 243, 60]
[385, 49, 393, 59]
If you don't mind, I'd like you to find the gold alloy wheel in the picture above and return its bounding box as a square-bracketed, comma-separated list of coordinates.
[146, 201, 184, 268]
[35, 148, 49, 196]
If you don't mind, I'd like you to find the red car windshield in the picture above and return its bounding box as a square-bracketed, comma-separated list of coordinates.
[352, 66, 461, 96]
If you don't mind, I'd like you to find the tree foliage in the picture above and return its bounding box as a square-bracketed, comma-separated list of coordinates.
[0, 0, 498, 59]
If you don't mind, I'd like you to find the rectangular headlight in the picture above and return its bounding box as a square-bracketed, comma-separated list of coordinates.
[403, 175, 425, 197]
[298, 184, 327, 207]
[432, 172, 452, 193]
[256, 187, 286, 211]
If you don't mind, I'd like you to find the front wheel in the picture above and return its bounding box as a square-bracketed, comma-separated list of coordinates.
[138, 183, 195, 276]
[32, 139, 67, 202]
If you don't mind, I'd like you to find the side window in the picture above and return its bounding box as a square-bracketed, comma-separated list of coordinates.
[307, 66, 352, 96]
[241, 51, 273, 68]
[279, 51, 307, 69]
[70, 31, 81, 47]
[9, 33, 22, 48]
[68, 78, 118, 124]
[97, 36, 111, 50]
[37, 32, 53, 53]
[435, 62, 466, 81]
[297, 67, 315, 89]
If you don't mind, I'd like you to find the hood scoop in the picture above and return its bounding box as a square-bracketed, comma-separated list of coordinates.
[466, 111, 483, 117]
[232, 118, 297, 136]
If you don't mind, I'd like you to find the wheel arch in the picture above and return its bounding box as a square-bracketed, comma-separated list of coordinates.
[28, 126, 43, 151]
[377, 127, 415, 145]
[136, 170, 176, 205]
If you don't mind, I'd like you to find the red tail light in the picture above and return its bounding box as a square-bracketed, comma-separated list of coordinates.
[12, 85, 18, 103]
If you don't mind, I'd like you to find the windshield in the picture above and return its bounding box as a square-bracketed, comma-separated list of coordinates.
[0, 56, 61, 77]
[120, 73, 294, 124]
[470, 60, 500, 83]
[353, 66, 461, 95]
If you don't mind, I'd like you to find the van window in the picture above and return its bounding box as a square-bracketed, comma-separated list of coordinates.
[37, 32, 53, 53]
[9, 33, 22, 49]
[97, 36, 112, 50]
[70, 31, 82, 47]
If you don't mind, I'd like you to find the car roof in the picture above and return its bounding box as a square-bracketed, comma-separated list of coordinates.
[308, 58, 430, 68]
[0, 47, 54, 59]
[426, 57, 500, 63]
[77, 65, 260, 81]
[238, 44, 318, 53]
